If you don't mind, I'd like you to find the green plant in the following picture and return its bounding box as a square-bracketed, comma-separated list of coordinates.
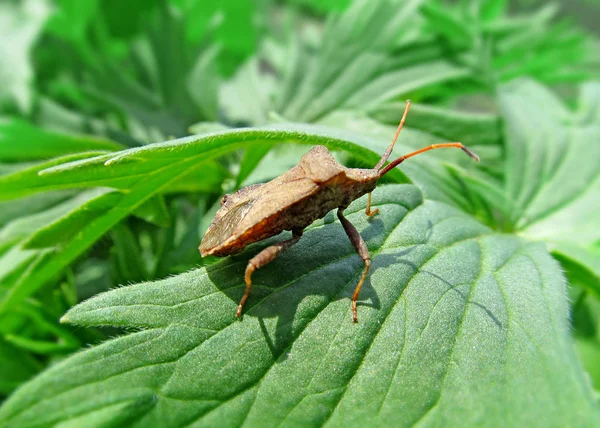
[0, 0, 599, 426]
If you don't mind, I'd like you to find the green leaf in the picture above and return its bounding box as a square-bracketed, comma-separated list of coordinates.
[177, 0, 259, 74]
[344, 61, 471, 112]
[220, 57, 277, 126]
[0, 151, 224, 200]
[0, 0, 50, 112]
[236, 143, 273, 187]
[421, 2, 595, 88]
[27, 125, 409, 191]
[498, 79, 600, 246]
[0, 157, 205, 313]
[99, 0, 159, 40]
[0, 118, 123, 162]
[480, 0, 508, 21]
[45, 0, 98, 45]
[370, 102, 502, 147]
[73, 258, 113, 302]
[0, 190, 76, 228]
[110, 223, 150, 284]
[575, 336, 600, 392]
[577, 81, 600, 125]
[3, 191, 107, 246]
[152, 197, 208, 277]
[1, 185, 597, 426]
[571, 287, 600, 391]
[420, 1, 472, 48]
[285, 0, 353, 14]
[187, 45, 220, 122]
[491, 14, 593, 84]
[0, 152, 114, 200]
[279, 0, 433, 122]
[3, 301, 80, 355]
[21, 190, 119, 250]
[39, 2, 220, 142]
[0, 247, 39, 291]
[148, 3, 195, 123]
[0, 339, 40, 396]
[0, 191, 110, 291]
[552, 242, 600, 297]
[131, 194, 171, 228]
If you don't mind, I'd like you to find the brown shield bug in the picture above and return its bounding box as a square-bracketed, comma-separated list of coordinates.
[199, 100, 479, 322]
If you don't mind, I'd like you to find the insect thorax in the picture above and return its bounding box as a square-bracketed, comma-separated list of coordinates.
[280, 170, 378, 229]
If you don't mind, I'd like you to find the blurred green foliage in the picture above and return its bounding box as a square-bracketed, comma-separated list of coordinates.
[0, 0, 599, 425]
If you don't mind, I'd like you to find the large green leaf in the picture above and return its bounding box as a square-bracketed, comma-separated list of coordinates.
[0, 185, 597, 426]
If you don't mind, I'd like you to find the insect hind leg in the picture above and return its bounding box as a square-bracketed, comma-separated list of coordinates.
[237, 229, 303, 317]
[337, 209, 371, 323]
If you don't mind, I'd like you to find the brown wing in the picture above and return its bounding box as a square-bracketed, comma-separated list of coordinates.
[234, 175, 318, 231]
[200, 146, 345, 257]
[199, 197, 257, 256]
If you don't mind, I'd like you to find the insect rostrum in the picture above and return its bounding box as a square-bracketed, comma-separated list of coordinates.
[199, 101, 479, 322]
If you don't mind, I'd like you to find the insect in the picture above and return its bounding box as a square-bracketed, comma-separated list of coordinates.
[199, 100, 479, 322]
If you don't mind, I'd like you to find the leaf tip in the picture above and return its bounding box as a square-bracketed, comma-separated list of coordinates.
[37, 167, 54, 176]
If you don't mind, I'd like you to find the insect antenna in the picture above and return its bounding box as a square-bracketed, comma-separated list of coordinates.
[378, 142, 480, 178]
[374, 99, 412, 171]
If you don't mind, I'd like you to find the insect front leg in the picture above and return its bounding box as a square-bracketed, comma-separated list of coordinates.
[337, 209, 371, 323]
[365, 192, 379, 217]
[238, 229, 303, 318]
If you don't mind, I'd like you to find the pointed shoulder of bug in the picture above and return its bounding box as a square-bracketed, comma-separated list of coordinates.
[298, 145, 346, 183]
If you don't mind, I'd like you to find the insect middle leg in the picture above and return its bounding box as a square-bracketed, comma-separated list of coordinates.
[238, 229, 303, 317]
[337, 209, 371, 323]
[365, 192, 379, 217]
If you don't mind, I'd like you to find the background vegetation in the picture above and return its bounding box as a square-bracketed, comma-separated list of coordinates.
[0, 0, 599, 426]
